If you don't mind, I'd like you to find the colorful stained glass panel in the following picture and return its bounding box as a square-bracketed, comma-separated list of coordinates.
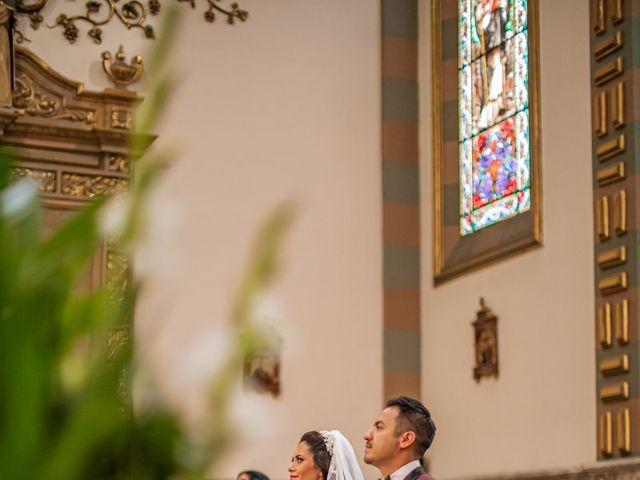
[459, 0, 530, 235]
[470, 36, 518, 133]
[472, 118, 517, 209]
[469, 0, 527, 61]
[459, 0, 471, 68]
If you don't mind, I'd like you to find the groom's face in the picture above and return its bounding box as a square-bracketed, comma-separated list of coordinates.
[363, 406, 401, 467]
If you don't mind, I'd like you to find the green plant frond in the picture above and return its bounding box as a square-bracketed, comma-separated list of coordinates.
[27, 197, 105, 288]
[59, 290, 116, 350]
[232, 201, 294, 325]
[0, 177, 41, 249]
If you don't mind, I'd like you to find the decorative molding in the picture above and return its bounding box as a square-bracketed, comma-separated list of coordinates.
[594, 31, 623, 61]
[612, 81, 625, 128]
[594, 91, 607, 137]
[12, 73, 95, 123]
[618, 409, 631, 454]
[111, 108, 133, 129]
[597, 246, 626, 270]
[614, 299, 628, 345]
[60, 173, 128, 198]
[596, 134, 625, 162]
[107, 154, 129, 173]
[600, 354, 629, 376]
[106, 327, 130, 362]
[600, 383, 629, 402]
[595, 57, 624, 86]
[601, 411, 613, 455]
[613, 189, 626, 235]
[9, 166, 56, 192]
[598, 302, 613, 348]
[597, 162, 625, 186]
[101, 46, 143, 87]
[611, 0, 623, 24]
[594, 0, 605, 34]
[596, 195, 610, 241]
[598, 273, 628, 296]
[106, 247, 130, 307]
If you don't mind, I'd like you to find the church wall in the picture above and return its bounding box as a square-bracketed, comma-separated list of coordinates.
[419, 1, 595, 478]
[20, 1, 384, 479]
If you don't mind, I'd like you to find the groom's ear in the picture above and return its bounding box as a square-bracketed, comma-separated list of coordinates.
[398, 431, 416, 450]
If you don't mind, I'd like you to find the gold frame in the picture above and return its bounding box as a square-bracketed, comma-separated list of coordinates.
[432, 0, 542, 285]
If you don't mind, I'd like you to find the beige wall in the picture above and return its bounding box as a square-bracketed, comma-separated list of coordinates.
[21, 1, 384, 478]
[419, 1, 595, 478]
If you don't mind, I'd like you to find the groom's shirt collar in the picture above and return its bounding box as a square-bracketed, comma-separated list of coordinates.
[389, 459, 421, 480]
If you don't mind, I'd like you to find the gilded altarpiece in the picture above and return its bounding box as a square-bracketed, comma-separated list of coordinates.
[1, 45, 147, 353]
[591, 0, 640, 461]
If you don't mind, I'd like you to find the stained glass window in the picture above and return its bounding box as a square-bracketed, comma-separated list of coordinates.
[458, 0, 530, 235]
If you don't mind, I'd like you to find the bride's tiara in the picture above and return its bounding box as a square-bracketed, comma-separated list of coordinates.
[319, 431, 334, 456]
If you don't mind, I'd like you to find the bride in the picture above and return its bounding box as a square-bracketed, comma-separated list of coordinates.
[288, 430, 364, 480]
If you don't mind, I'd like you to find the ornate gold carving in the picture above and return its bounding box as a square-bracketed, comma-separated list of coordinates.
[101, 46, 143, 87]
[598, 302, 612, 348]
[107, 154, 129, 173]
[50, 0, 154, 44]
[60, 173, 128, 198]
[611, 0, 623, 24]
[38, 0, 247, 45]
[612, 81, 625, 128]
[203, 0, 249, 24]
[597, 195, 610, 241]
[597, 162, 625, 186]
[598, 272, 627, 295]
[111, 109, 132, 129]
[617, 408, 631, 454]
[595, 57, 624, 85]
[106, 248, 129, 307]
[12, 73, 95, 124]
[596, 134, 625, 162]
[10, 166, 56, 192]
[106, 327, 130, 361]
[600, 411, 613, 455]
[594, 0, 606, 34]
[600, 382, 629, 401]
[594, 31, 623, 61]
[615, 299, 628, 345]
[600, 354, 629, 376]
[594, 91, 607, 137]
[613, 189, 626, 235]
[598, 246, 626, 269]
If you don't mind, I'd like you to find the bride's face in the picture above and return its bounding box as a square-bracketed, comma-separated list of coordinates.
[288, 442, 323, 480]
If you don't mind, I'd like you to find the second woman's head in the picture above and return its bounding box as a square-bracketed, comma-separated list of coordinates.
[288, 431, 332, 480]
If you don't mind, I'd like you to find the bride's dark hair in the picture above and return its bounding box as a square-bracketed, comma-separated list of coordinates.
[300, 431, 331, 480]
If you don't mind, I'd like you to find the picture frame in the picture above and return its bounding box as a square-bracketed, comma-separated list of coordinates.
[432, 0, 542, 285]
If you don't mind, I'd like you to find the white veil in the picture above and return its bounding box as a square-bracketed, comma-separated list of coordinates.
[320, 430, 365, 480]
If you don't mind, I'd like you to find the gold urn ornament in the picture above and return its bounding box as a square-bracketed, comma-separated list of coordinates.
[101, 46, 143, 87]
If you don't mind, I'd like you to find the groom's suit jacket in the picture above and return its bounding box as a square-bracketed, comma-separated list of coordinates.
[402, 466, 434, 480]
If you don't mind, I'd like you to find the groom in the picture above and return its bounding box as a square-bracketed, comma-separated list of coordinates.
[363, 396, 436, 480]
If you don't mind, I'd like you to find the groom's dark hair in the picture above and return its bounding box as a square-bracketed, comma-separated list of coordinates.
[385, 396, 436, 457]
